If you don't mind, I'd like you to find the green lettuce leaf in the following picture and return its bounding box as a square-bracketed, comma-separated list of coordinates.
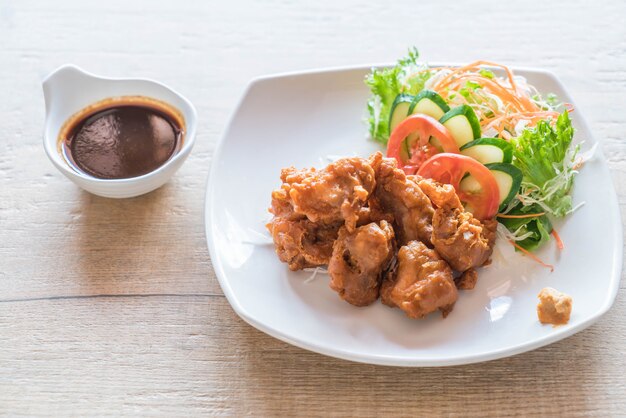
[502, 111, 578, 251]
[510, 111, 578, 217]
[498, 204, 553, 252]
[365, 47, 430, 144]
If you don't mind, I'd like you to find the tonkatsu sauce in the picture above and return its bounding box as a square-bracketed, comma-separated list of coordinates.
[59, 96, 184, 179]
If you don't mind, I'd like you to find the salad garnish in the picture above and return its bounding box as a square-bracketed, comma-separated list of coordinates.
[365, 48, 586, 265]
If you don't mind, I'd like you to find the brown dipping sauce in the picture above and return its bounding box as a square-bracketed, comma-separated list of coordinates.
[59, 96, 184, 179]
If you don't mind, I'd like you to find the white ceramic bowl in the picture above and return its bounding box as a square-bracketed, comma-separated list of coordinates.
[42, 64, 197, 198]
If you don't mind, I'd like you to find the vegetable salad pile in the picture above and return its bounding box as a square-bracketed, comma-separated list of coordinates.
[365, 48, 583, 265]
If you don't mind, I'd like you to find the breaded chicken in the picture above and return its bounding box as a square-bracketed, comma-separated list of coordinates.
[268, 152, 496, 318]
[431, 207, 497, 272]
[456, 268, 478, 290]
[267, 217, 341, 271]
[414, 176, 462, 211]
[328, 221, 395, 306]
[381, 240, 457, 318]
[267, 158, 377, 270]
[416, 176, 497, 272]
[369, 153, 435, 246]
[282, 157, 376, 232]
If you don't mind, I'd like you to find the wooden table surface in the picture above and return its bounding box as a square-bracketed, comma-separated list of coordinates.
[1, 0, 625, 415]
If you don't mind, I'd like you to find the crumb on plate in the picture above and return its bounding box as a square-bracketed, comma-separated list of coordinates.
[537, 287, 572, 326]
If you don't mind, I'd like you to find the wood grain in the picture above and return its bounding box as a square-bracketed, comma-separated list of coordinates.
[0, 0, 624, 415]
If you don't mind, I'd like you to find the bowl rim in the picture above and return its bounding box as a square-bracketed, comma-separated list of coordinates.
[42, 64, 198, 185]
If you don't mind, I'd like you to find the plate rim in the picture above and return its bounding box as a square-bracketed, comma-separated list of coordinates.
[204, 63, 623, 367]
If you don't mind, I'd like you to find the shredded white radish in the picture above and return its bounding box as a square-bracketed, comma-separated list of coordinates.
[303, 267, 329, 283]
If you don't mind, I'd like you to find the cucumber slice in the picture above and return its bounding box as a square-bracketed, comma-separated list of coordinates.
[439, 105, 481, 148]
[459, 175, 481, 193]
[408, 90, 450, 120]
[486, 163, 523, 209]
[459, 163, 522, 211]
[406, 90, 450, 149]
[460, 138, 513, 164]
[388, 94, 414, 135]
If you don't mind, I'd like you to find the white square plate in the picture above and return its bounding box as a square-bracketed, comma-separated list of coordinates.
[205, 65, 622, 366]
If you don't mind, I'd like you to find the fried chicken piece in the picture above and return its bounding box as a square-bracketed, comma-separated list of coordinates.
[369, 153, 434, 246]
[282, 157, 376, 231]
[381, 240, 457, 319]
[354, 205, 394, 227]
[431, 207, 497, 272]
[414, 176, 462, 211]
[456, 268, 478, 290]
[416, 175, 497, 272]
[267, 217, 340, 271]
[270, 186, 298, 220]
[328, 221, 395, 307]
[267, 157, 378, 271]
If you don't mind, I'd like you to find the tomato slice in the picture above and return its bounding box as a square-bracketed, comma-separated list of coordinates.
[387, 114, 460, 175]
[417, 153, 500, 220]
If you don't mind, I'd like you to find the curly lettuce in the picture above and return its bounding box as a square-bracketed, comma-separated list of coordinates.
[365, 48, 430, 144]
[500, 111, 579, 251]
[511, 111, 578, 217]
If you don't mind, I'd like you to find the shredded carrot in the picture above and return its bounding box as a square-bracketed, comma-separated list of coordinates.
[405, 61, 571, 143]
[497, 212, 546, 219]
[509, 240, 554, 271]
[483, 111, 561, 133]
[440, 75, 529, 112]
[551, 229, 564, 251]
[434, 60, 518, 93]
[425, 60, 581, 137]
[474, 60, 519, 92]
[482, 111, 558, 127]
[473, 76, 537, 111]
[433, 63, 479, 91]
[435, 64, 538, 110]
